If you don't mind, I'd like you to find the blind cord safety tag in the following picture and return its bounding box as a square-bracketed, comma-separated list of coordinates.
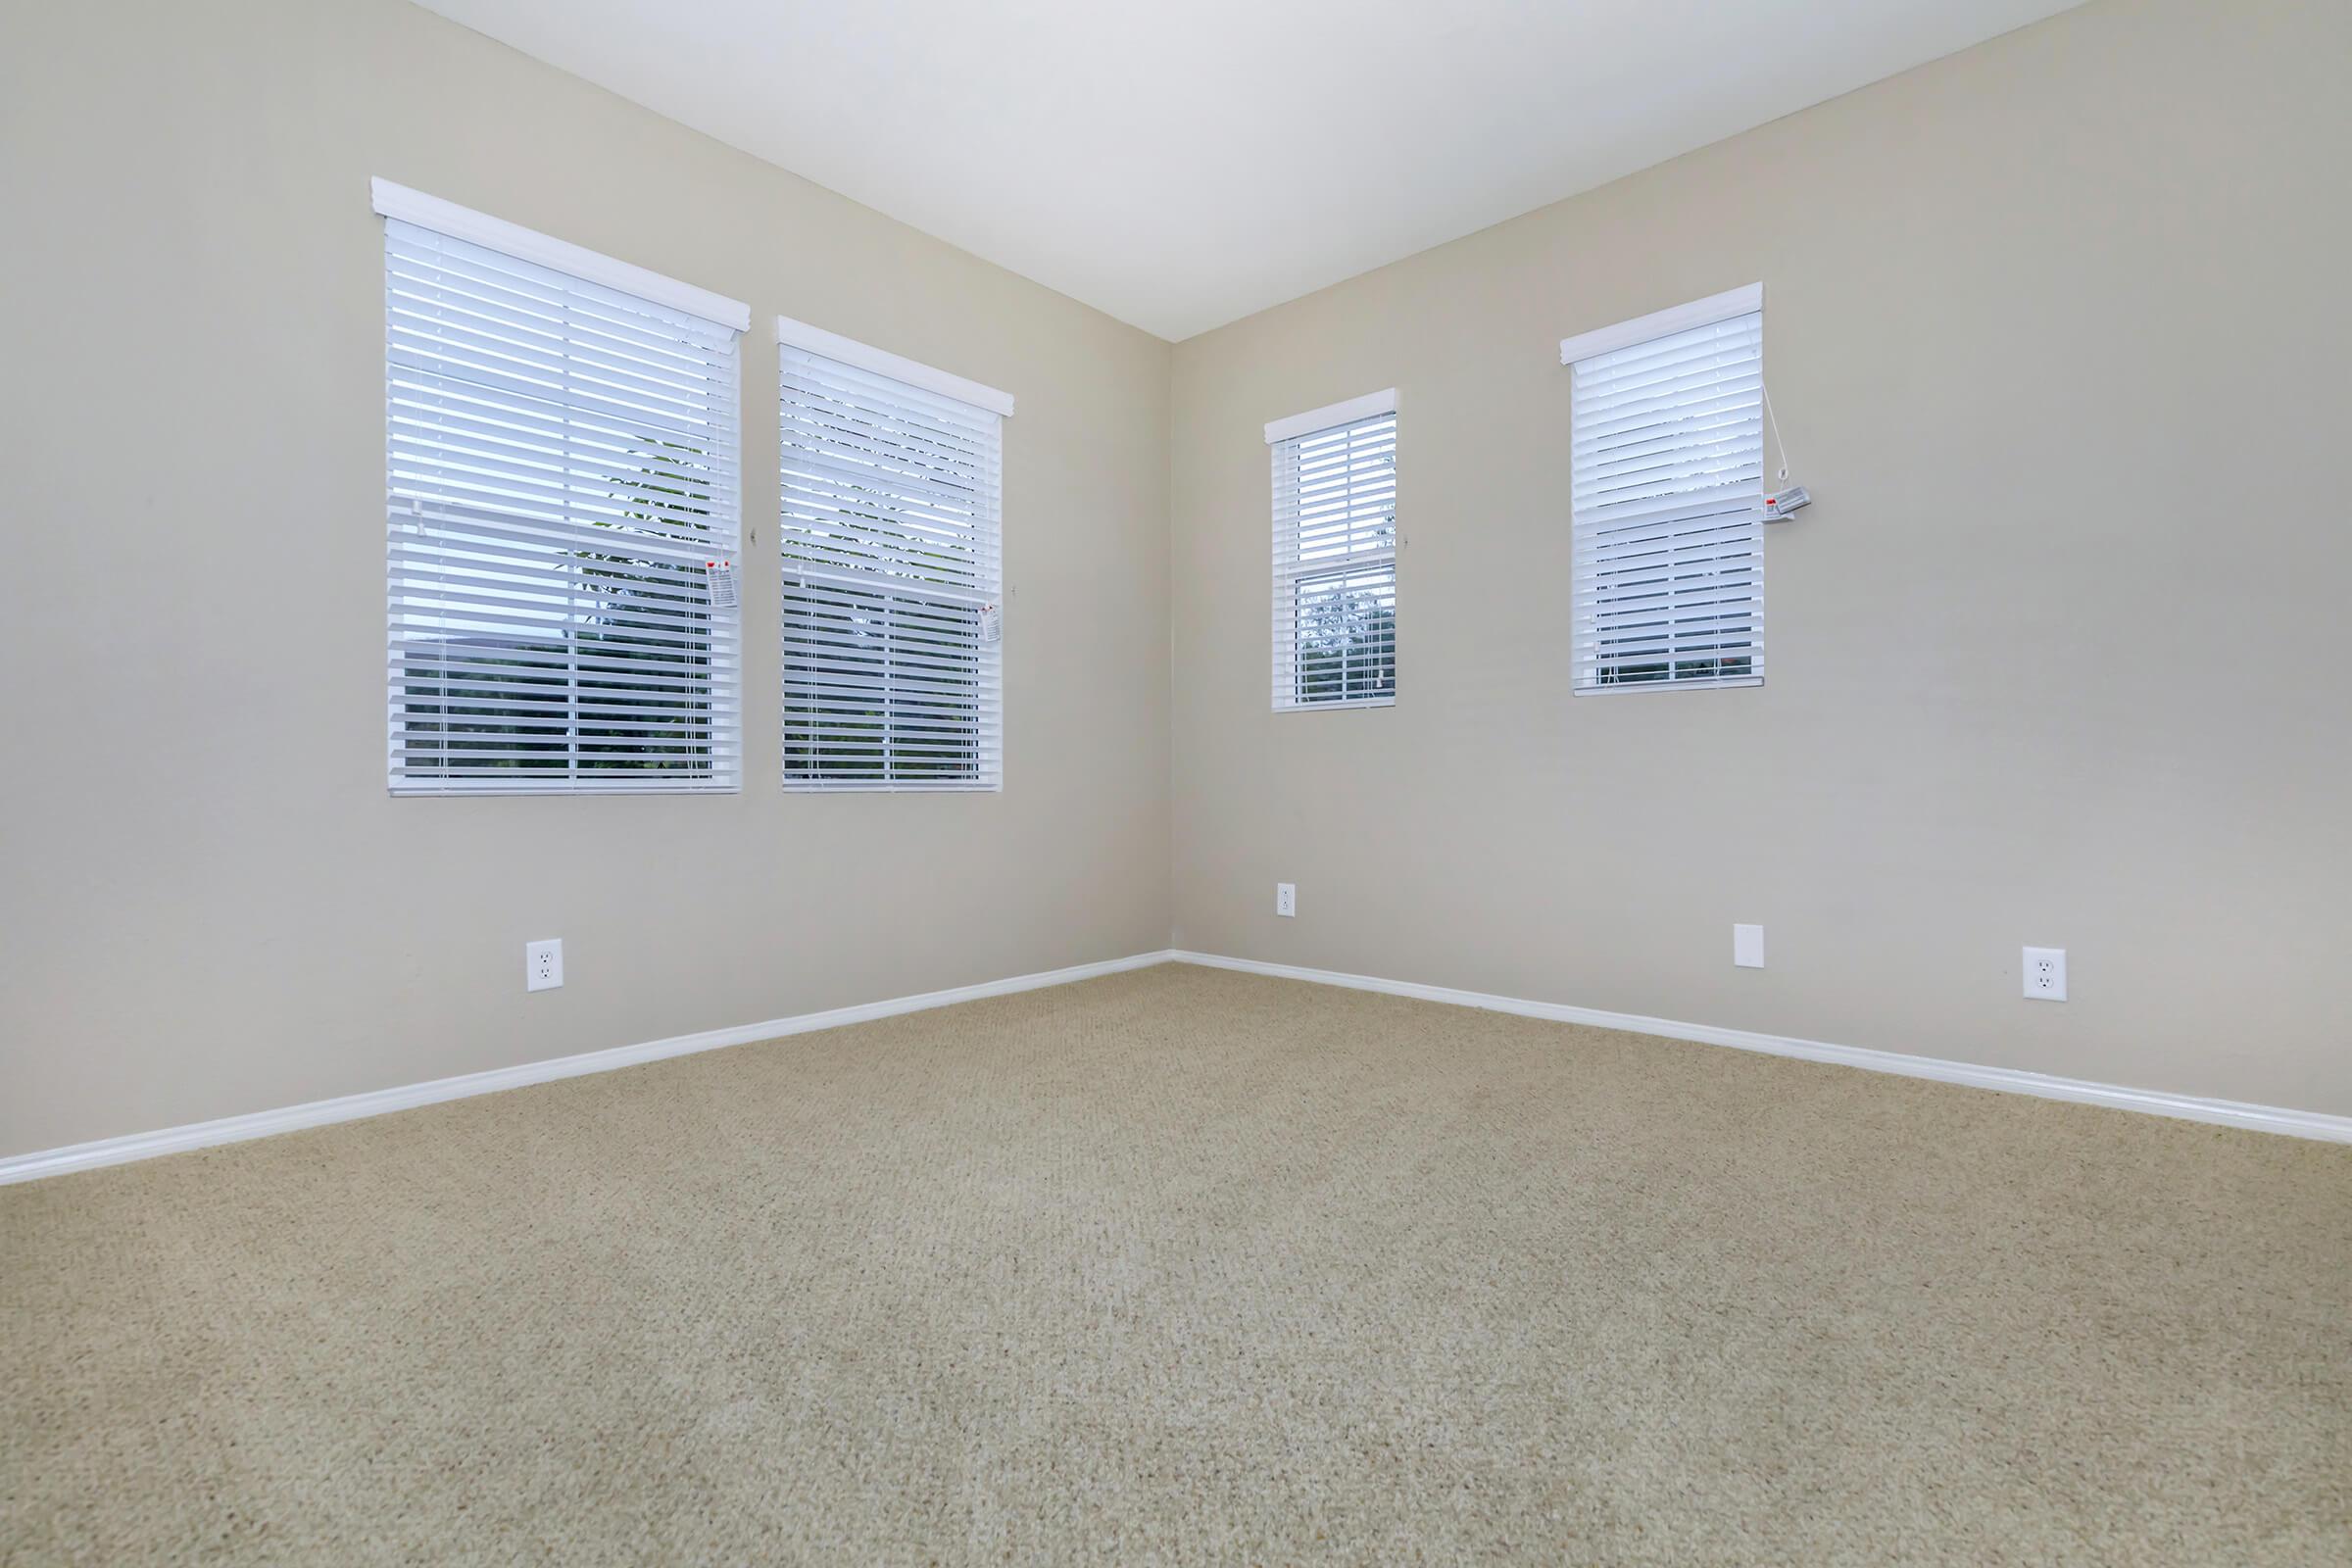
[705, 560, 740, 610]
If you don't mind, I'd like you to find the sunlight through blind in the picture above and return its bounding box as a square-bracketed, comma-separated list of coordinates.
[778, 337, 1005, 789]
[1566, 291, 1764, 693]
[382, 209, 743, 792]
[1269, 393, 1397, 710]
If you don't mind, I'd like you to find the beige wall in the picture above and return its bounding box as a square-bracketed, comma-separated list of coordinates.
[1170, 0, 2352, 1116]
[0, 0, 1172, 1155]
[7, 0, 2346, 1159]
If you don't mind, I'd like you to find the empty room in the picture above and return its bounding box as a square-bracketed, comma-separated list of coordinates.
[4, 0, 2347, 1561]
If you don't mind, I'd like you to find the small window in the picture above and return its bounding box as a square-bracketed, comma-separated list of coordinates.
[1562, 285, 1764, 693]
[777, 317, 1011, 790]
[1268, 391, 1397, 710]
[376, 180, 749, 793]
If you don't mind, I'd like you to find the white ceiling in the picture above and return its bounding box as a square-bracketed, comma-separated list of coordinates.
[412, 0, 2081, 341]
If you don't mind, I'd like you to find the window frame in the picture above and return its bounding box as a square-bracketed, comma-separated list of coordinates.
[775, 315, 1013, 792]
[374, 179, 750, 796]
[1267, 389, 1399, 712]
[1560, 283, 1766, 697]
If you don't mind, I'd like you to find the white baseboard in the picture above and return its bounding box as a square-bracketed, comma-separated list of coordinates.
[9, 944, 2341, 1185]
[0, 951, 1178, 1186]
[1170, 952, 2352, 1144]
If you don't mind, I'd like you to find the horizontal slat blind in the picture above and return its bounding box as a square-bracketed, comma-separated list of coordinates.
[779, 346, 1004, 789]
[1570, 309, 1763, 692]
[1272, 412, 1397, 709]
[384, 219, 742, 792]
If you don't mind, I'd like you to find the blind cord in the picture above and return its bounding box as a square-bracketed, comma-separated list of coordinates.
[1762, 381, 1795, 485]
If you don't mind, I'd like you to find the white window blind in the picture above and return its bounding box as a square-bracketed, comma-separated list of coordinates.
[1269, 391, 1397, 710]
[1564, 287, 1764, 693]
[380, 195, 745, 793]
[777, 326, 1006, 789]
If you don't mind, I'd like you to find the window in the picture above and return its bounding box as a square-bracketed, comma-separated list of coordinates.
[776, 317, 1011, 790]
[376, 180, 748, 793]
[1268, 390, 1397, 709]
[1562, 284, 1764, 693]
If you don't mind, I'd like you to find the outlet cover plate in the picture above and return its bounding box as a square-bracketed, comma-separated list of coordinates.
[2023, 946, 2066, 1002]
[1276, 883, 1296, 918]
[526, 938, 564, 992]
[1733, 924, 1765, 968]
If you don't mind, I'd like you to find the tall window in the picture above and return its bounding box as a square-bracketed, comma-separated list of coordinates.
[1563, 285, 1764, 693]
[776, 318, 1010, 790]
[377, 181, 747, 793]
[1268, 391, 1397, 710]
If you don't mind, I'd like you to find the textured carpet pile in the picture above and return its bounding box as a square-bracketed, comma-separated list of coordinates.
[4, 964, 2347, 1564]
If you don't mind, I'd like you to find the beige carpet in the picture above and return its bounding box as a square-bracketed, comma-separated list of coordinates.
[4, 965, 2347, 1565]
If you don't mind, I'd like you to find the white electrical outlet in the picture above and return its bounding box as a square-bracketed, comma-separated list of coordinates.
[1733, 924, 1765, 968]
[1275, 883, 1297, 918]
[2023, 946, 2066, 1002]
[526, 938, 564, 992]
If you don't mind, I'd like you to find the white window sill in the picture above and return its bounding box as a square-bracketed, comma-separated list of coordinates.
[1273, 696, 1397, 712]
[1571, 675, 1764, 697]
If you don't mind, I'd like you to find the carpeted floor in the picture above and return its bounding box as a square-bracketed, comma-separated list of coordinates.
[4, 965, 2347, 1565]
